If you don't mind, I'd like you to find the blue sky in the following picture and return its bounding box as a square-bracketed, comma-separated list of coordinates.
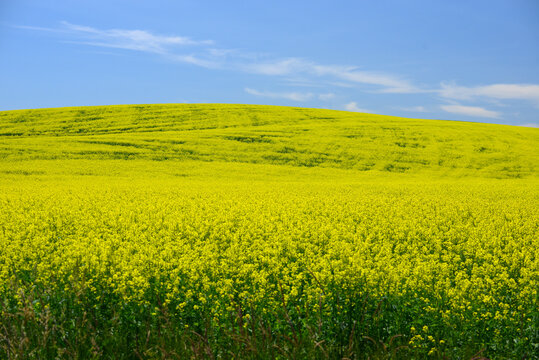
[1, 0, 538, 126]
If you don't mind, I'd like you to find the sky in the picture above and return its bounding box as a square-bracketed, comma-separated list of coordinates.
[1, 0, 538, 126]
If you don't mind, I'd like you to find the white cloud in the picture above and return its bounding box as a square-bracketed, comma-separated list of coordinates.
[245, 58, 419, 93]
[206, 48, 236, 57]
[19, 22, 220, 68]
[59, 21, 212, 55]
[17, 20, 539, 123]
[282, 77, 326, 88]
[14, 24, 65, 33]
[399, 106, 427, 112]
[245, 88, 334, 102]
[245, 58, 306, 76]
[245, 88, 314, 102]
[169, 54, 221, 69]
[344, 102, 369, 113]
[439, 83, 539, 103]
[516, 123, 539, 128]
[21, 23, 419, 93]
[312, 64, 419, 93]
[440, 104, 501, 119]
[318, 93, 335, 101]
[476, 84, 539, 101]
[329, 82, 356, 88]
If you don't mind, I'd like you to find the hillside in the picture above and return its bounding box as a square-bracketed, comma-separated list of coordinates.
[0, 104, 537, 180]
[1, 104, 538, 358]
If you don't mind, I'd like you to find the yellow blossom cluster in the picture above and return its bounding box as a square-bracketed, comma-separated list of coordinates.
[0, 178, 536, 357]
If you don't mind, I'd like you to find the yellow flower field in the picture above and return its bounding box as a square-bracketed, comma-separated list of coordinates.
[0, 104, 537, 358]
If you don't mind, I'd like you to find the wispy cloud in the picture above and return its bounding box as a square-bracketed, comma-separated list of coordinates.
[440, 104, 501, 119]
[516, 123, 539, 128]
[344, 102, 370, 113]
[168, 54, 221, 69]
[60, 21, 212, 55]
[245, 88, 337, 102]
[18, 21, 220, 68]
[313, 64, 419, 93]
[245, 88, 314, 102]
[439, 83, 539, 103]
[399, 106, 427, 112]
[318, 93, 335, 101]
[244, 58, 304, 76]
[244, 58, 419, 93]
[14, 24, 65, 33]
[20, 22, 418, 93]
[16, 21, 539, 121]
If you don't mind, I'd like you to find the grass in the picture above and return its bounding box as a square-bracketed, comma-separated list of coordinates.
[0, 104, 537, 359]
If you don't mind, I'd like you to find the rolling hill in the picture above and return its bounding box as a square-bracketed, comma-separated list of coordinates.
[0, 104, 537, 180]
[0, 104, 537, 359]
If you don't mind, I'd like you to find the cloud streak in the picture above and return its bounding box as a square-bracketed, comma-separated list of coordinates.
[398, 106, 427, 112]
[318, 93, 335, 101]
[19, 22, 420, 93]
[17, 22, 218, 67]
[16, 21, 539, 122]
[344, 102, 370, 113]
[439, 83, 539, 103]
[245, 88, 314, 102]
[440, 104, 500, 119]
[244, 58, 419, 93]
[60, 21, 212, 55]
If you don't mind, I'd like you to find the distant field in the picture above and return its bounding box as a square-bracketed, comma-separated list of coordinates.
[0, 104, 537, 359]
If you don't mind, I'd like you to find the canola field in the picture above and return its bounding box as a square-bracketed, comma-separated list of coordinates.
[0, 104, 537, 359]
